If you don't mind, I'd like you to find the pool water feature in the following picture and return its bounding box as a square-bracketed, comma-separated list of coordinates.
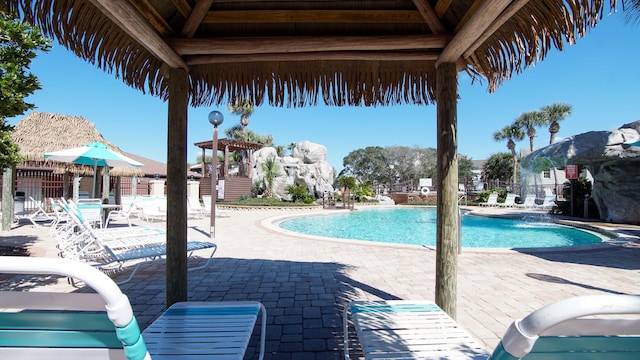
[278, 207, 604, 248]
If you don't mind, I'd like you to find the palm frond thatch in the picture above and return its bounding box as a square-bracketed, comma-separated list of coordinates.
[11, 112, 143, 176]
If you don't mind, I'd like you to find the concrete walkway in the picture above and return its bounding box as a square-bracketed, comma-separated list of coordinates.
[2, 206, 640, 360]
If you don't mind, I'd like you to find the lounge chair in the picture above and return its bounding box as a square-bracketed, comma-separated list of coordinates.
[202, 195, 230, 218]
[138, 197, 167, 222]
[16, 196, 55, 227]
[517, 194, 537, 208]
[0, 256, 266, 360]
[187, 196, 206, 218]
[480, 193, 499, 207]
[343, 300, 490, 360]
[537, 194, 556, 210]
[105, 197, 138, 227]
[59, 200, 217, 284]
[344, 295, 640, 360]
[491, 294, 640, 359]
[497, 193, 517, 207]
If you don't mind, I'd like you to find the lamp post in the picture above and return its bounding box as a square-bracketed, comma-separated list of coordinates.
[208, 110, 224, 237]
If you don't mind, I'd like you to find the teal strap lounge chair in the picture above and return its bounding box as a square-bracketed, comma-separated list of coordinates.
[490, 294, 640, 360]
[343, 300, 490, 359]
[0, 257, 267, 360]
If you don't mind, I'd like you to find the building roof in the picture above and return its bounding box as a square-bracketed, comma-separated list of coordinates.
[4, 1, 618, 108]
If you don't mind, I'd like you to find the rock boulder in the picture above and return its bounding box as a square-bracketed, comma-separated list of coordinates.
[252, 141, 335, 200]
[521, 121, 640, 224]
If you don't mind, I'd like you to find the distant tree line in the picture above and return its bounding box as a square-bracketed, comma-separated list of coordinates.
[339, 145, 475, 191]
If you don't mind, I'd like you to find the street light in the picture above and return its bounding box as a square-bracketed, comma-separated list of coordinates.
[208, 110, 224, 237]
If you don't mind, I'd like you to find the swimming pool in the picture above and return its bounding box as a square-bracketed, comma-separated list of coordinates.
[278, 207, 604, 248]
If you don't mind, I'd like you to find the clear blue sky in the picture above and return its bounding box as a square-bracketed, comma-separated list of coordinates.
[8, 12, 640, 172]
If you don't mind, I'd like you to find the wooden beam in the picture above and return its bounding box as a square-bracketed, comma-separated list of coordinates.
[411, 0, 447, 34]
[202, 10, 424, 24]
[453, 0, 484, 33]
[435, 61, 458, 319]
[171, 0, 192, 19]
[89, 0, 187, 69]
[185, 51, 439, 65]
[464, 0, 530, 59]
[166, 67, 189, 306]
[129, 0, 175, 36]
[168, 34, 451, 55]
[434, 0, 454, 17]
[180, 0, 214, 38]
[435, 0, 512, 67]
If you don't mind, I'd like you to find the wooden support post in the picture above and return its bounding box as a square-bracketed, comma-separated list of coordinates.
[63, 173, 70, 199]
[435, 62, 458, 319]
[166, 67, 189, 305]
[1, 167, 14, 231]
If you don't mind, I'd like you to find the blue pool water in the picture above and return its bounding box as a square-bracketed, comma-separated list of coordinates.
[279, 207, 603, 248]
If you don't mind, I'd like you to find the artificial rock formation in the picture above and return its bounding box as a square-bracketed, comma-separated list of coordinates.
[252, 141, 335, 200]
[521, 121, 640, 224]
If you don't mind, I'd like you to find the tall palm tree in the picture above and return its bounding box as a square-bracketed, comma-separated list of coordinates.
[514, 111, 546, 152]
[493, 124, 524, 188]
[540, 103, 572, 145]
[227, 99, 255, 138]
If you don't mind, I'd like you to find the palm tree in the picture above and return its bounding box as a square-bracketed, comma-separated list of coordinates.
[493, 124, 524, 188]
[227, 99, 255, 137]
[540, 103, 572, 145]
[262, 156, 281, 198]
[514, 111, 545, 152]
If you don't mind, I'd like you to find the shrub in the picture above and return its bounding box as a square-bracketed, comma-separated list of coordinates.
[285, 184, 314, 203]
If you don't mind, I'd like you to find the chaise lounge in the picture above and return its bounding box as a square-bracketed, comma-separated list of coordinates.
[0, 256, 266, 360]
[344, 295, 640, 360]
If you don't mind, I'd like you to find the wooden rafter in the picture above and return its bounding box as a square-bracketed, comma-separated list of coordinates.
[171, 0, 192, 19]
[90, 0, 187, 69]
[202, 10, 424, 24]
[434, 0, 453, 17]
[180, 0, 214, 38]
[464, 0, 531, 59]
[167, 34, 451, 55]
[454, 0, 484, 33]
[185, 51, 440, 65]
[129, 0, 175, 36]
[436, 0, 512, 66]
[411, 0, 447, 34]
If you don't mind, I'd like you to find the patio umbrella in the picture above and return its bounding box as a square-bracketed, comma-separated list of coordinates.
[44, 142, 143, 197]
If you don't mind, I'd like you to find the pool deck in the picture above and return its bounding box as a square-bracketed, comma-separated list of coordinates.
[2, 205, 640, 359]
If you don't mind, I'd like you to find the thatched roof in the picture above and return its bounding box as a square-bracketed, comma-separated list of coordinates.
[11, 112, 143, 176]
[3, 0, 619, 108]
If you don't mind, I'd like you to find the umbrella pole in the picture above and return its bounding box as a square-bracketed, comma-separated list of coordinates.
[92, 161, 97, 198]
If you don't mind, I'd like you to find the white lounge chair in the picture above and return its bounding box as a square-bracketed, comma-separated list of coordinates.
[105, 197, 138, 227]
[497, 193, 517, 207]
[517, 194, 537, 208]
[138, 196, 167, 222]
[59, 201, 217, 284]
[202, 195, 230, 218]
[187, 196, 206, 218]
[0, 257, 266, 360]
[537, 194, 556, 210]
[480, 193, 499, 207]
[16, 196, 55, 227]
[491, 294, 640, 359]
[344, 300, 490, 359]
[345, 296, 640, 360]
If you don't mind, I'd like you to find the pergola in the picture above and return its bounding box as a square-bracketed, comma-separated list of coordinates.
[4, 0, 619, 316]
[193, 138, 263, 178]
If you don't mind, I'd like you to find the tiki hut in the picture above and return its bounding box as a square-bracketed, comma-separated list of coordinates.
[9, 112, 143, 204]
[3, 0, 622, 309]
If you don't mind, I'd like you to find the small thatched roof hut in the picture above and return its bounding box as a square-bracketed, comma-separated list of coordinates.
[11, 112, 142, 176]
